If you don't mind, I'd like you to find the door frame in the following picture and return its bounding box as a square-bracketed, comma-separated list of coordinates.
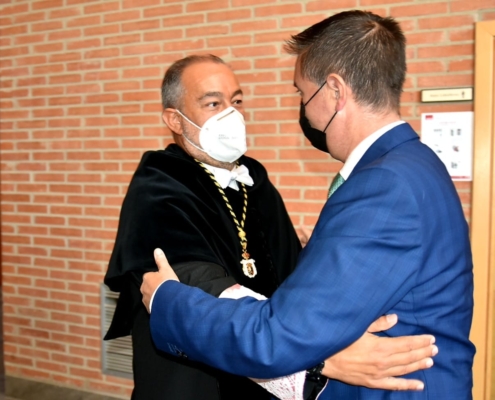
[471, 19, 495, 400]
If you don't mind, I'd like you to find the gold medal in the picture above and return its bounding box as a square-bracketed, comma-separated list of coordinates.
[240, 258, 257, 278]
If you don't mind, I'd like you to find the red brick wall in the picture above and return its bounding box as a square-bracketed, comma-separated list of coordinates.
[1, 0, 494, 397]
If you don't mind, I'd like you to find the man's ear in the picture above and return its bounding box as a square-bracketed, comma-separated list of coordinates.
[325, 74, 346, 112]
[162, 109, 182, 135]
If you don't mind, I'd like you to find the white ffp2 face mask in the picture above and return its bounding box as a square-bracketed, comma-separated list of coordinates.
[177, 107, 247, 163]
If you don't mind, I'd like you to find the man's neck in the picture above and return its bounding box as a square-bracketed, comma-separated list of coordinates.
[197, 157, 235, 171]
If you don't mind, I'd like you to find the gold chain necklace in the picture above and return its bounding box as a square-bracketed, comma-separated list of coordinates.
[195, 159, 257, 278]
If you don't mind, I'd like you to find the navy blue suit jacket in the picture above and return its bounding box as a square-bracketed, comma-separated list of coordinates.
[150, 123, 475, 399]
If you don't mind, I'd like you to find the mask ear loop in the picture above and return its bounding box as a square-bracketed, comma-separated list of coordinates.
[304, 82, 326, 106]
[175, 109, 208, 154]
[175, 109, 202, 130]
[323, 110, 338, 133]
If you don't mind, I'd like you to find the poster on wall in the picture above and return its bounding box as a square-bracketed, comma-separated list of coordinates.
[420, 111, 473, 181]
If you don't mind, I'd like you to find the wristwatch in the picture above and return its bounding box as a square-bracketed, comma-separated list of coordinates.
[304, 361, 327, 400]
[306, 361, 325, 383]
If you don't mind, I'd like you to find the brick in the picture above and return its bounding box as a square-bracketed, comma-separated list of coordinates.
[3, 274, 32, 286]
[391, 2, 449, 17]
[449, 59, 473, 72]
[50, 291, 83, 304]
[104, 10, 140, 23]
[163, 39, 205, 52]
[49, 227, 83, 237]
[208, 35, 251, 48]
[86, 94, 119, 103]
[418, 44, 474, 59]
[407, 61, 445, 74]
[450, 28, 474, 42]
[66, 195, 101, 205]
[66, 129, 101, 138]
[143, 29, 184, 42]
[85, 117, 119, 126]
[36, 360, 67, 373]
[451, 0, 495, 12]
[31, 20, 63, 32]
[233, 20, 278, 35]
[186, 0, 228, 12]
[363, 0, 412, 4]
[122, 19, 161, 32]
[1, 24, 28, 36]
[68, 304, 100, 316]
[104, 33, 141, 46]
[187, 24, 230, 37]
[254, 109, 298, 122]
[418, 15, 474, 30]
[52, 353, 85, 366]
[246, 97, 278, 109]
[302, 215, 319, 226]
[162, 14, 204, 27]
[0, 46, 29, 57]
[69, 324, 100, 338]
[308, 0, 358, 10]
[281, 14, 331, 29]
[4, 354, 33, 367]
[17, 368, 50, 380]
[417, 74, 473, 88]
[33, 43, 64, 54]
[143, 4, 183, 17]
[19, 349, 50, 364]
[286, 201, 325, 214]
[34, 216, 65, 225]
[258, 4, 303, 17]
[66, 38, 101, 51]
[35, 320, 67, 332]
[254, 85, 294, 99]
[69, 239, 103, 251]
[406, 31, 444, 45]
[50, 248, 84, 260]
[482, 12, 495, 20]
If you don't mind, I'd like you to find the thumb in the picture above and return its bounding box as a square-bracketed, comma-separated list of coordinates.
[367, 314, 398, 333]
[154, 248, 169, 271]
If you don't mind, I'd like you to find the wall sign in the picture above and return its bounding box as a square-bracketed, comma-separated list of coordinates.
[421, 87, 473, 102]
[420, 112, 473, 181]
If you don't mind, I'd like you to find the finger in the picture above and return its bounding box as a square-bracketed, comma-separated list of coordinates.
[367, 314, 398, 333]
[379, 334, 436, 356]
[377, 345, 438, 374]
[154, 248, 169, 271]
[369, 377, 425, 391]
[388, 356, 435, 377]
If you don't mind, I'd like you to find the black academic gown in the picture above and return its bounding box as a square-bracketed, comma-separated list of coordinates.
[104, 144, 301, 400]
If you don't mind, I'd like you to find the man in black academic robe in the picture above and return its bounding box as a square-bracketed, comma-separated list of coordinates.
[104, 145, 301, 400]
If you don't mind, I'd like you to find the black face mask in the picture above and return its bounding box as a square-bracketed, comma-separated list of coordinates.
[299, 102, 329, 153]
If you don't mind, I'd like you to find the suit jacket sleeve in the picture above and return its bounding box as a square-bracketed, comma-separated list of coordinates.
[149, 167, 423, 379]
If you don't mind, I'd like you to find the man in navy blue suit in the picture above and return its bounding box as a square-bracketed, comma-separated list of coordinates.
[141, 10, 475, 399]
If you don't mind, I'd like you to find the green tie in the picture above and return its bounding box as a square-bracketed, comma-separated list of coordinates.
[328, 173, 345, 198]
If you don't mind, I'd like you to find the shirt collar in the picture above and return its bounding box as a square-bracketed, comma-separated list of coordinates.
[202, 163, 254, 191]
